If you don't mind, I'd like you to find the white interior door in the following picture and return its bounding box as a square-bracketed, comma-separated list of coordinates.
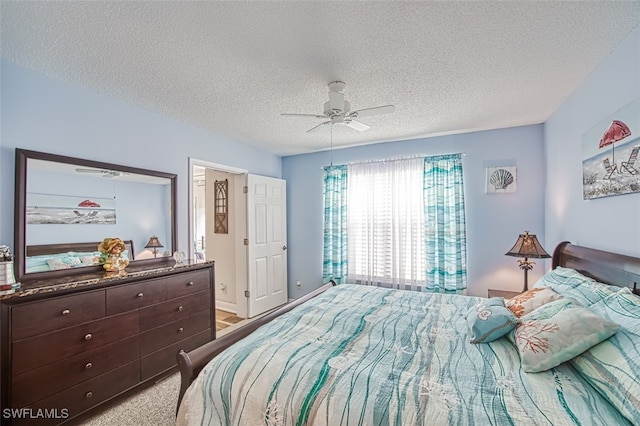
[246, 174, 288, 317]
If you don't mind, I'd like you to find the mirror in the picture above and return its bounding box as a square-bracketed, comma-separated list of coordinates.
[14, 149, 177, 283]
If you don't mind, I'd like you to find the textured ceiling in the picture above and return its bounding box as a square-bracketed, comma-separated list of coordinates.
[2, 1, 639, 156]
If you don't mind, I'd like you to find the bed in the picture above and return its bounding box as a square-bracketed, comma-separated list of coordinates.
[25, 240, 134, 273]
[176, 242, 640, 425]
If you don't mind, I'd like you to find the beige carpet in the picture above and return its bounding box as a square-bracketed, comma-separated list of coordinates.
[80, 318, 252, 426]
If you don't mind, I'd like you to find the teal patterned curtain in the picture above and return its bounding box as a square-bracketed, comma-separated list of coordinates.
[424, 154, 467, 292]
[322, 165, 348, 283]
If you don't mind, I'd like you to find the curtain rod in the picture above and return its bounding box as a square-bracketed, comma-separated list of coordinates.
[321, 152, 467, 169]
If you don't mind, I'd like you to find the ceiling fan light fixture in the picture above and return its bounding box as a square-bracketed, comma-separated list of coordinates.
[327, 81, 346, 93]
[282, 81, 394, 133]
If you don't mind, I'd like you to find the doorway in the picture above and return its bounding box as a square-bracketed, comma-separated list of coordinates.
[188, 158, 288, 319]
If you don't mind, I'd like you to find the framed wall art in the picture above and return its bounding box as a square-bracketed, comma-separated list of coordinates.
[26, 193, 116, 224]
[582, 98, 640, 200]
[486, 166, 517, 194]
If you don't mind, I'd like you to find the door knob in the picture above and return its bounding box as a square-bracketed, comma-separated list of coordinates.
[282, 245, 288, 251]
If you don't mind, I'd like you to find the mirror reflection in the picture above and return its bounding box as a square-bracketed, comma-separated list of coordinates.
[15, 149, 176, 281]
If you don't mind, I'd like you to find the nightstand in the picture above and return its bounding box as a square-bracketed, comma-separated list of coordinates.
[487, 289, 521, 299]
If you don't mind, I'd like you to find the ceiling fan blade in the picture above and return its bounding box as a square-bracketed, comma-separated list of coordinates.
[75, 168, 107, 173]
[346, 119, 370, 132]
[306, 121, 331, 133]
[75, 168, 123, 178]
[328, 91, 345, 112]
[350, 104, 395, 118]
[281, 113, 327, 119]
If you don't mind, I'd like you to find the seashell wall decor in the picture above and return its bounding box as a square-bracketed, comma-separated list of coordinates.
[486, 166, 517, 193]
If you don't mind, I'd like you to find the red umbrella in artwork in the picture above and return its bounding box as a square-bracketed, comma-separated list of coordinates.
[599, 120, 631, 164]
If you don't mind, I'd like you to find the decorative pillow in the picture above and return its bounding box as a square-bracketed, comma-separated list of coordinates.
[46, 256, 81, 270]
[533, 266, 623, 305]
[80, 255, 98, 265]
[533, 266, 594, 288]
[466, 298, 517, 343]
[504, 287, 562, 318]
[570, 288, 640, 423]
[512, 298, 619, 373]
[25, 253, 56, 272]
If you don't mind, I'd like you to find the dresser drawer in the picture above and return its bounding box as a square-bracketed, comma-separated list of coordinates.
[166, 269, 211, 299]
[140, 309, 211, 356]
[11, 361, 140, 426]
[12, 311, 139, 375]
[141, 330, 212, 380]
[11, 291, 105, 340]
[106, 278, 167, 315]
[139, 290, 211, 331]
[12, 336, 139, 408]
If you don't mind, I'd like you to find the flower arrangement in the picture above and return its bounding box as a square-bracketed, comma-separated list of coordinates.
[97, 237, 129, 272]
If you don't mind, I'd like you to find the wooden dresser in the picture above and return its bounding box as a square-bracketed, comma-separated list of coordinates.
[0, 262, 215, 425]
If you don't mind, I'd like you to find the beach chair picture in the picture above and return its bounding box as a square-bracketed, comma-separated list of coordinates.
[602, 158, 617, 179]
[582, 98, 640, 199]
[620, 146, 639, 175]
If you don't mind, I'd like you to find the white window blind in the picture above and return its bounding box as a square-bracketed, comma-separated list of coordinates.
[347, 158, 426, 290]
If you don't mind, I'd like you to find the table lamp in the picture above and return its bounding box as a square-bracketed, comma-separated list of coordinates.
[505, 231, 551, 292]
[145, 236, 164, 258]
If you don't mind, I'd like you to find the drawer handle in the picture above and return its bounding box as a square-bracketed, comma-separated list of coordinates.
[84, 333, 93, 341]
[85, 362, 93, 370]
[178, 327, 184, 333]
[61, 309, 70, 315]
[177, 305, 184, 312]
[187, 281, 194, 287]
[85, 391, 93, 399]
[137, 292, 144, 298]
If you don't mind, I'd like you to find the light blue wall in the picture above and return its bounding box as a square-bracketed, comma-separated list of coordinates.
[544, 25, 640, 258]
[0, 60, 282, 257]
[283, 125, 547, 297]
[26, 169, 170, 258]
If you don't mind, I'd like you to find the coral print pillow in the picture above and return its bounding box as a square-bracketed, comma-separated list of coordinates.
[504, 288, 562, 318]
[512, 298, 619, 373]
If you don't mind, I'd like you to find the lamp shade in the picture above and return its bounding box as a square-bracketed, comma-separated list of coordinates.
[505, 231, 550, 259]
[145, 236, 163, 249]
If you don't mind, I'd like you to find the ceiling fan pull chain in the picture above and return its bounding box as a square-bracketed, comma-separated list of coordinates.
[330, 123, 333, 166]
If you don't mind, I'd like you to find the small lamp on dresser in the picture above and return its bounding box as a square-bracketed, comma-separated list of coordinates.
[505, 231, 551, 292]
[145, 236, 164, 258]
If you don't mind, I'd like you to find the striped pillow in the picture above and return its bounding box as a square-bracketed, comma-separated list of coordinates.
[533, 267, 623, 305]
[570, 288, 640, 423]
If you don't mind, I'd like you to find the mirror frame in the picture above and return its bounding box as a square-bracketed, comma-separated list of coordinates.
[14, 148, 177, 283]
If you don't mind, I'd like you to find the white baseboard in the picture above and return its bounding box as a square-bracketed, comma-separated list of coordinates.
[215, 300, 237, 314]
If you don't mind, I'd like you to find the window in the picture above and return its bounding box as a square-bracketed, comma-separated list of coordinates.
[323, 154, 467, 292]
[348, 158, 425, 289]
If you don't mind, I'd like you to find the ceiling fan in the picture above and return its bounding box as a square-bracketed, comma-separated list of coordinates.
[75, 168, 125, 178]
[281, 81, 395, 133]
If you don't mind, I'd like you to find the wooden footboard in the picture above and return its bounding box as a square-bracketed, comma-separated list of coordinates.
[176, 280, 337, 413]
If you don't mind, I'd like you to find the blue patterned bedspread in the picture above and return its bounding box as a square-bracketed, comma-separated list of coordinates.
[177, 284, 629, 425]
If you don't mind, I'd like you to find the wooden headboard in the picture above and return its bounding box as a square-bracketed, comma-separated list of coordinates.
[552, 241, 640, 295]
[26, 240, 135, 260]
